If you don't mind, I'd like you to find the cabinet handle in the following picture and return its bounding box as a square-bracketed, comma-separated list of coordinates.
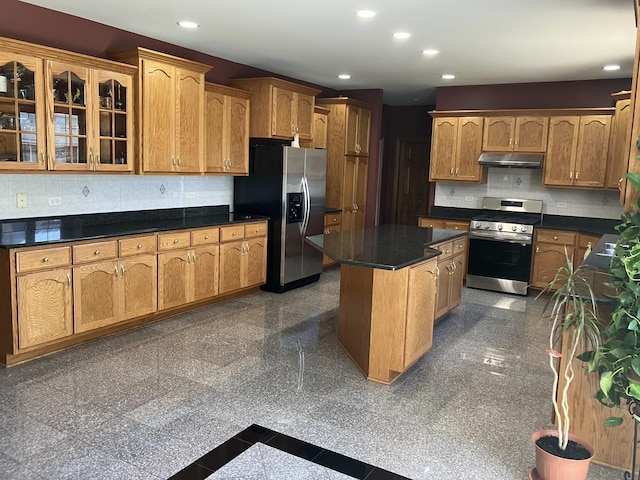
[536, 246, 540, 253]
[177, 157, 181, 167]
[434, 265, 440, 280]
[172, 157, 176, 168]
[96, 154, 100, 166]
[192, 252, 197, 263]
[618, 177, 624, 190]
[575, 172, 579, 180]
[94, 250, 100, 255]
[586, 242, 592, 248]
[569, 172, 573, 180]
[509, 138, 513, 148]
[455, 168, 459, 176]
[114, 265, 118, 277]
[137, 244, 143, 249]
[187, 253, 191, 264]
[450, 167, 454, 176]
[43, 257, 49, 263]
[121, 265, 125, 275]
[89, 150, 94, 169]
[67, 273, 71, 286]
[40, 150, 45, 167]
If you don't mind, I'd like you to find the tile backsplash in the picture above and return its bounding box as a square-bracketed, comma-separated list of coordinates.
[434, 168, 623, 219]
[0, 174, 233, 219]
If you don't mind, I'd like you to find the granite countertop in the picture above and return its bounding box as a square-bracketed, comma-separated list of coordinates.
[422, 207, 619, 236]
[306, 224, 467, 271]
[0, 206, 269, 248]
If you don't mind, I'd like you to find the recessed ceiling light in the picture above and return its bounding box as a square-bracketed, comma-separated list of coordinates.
[441, 74, 455, 80]
[356, 10, 376, 18]
[338, 74, 351, 80]
[422, 49, 439, 56]
[393, 32, 411, 39]
[177, 20, 199, 29]
[603, 64, 621, 71]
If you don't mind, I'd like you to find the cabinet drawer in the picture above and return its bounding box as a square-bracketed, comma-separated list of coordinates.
[119, 235, 157, 257]
[16, 246, 72, 273]
[453, 237, 466, 253]
[324, 213, 341, 226]
[536, 230, 576, 246]
[419, 218, 445, 229]
[244, 222, 267, 238]
[191, 227, 219, 246]
[434, 241, 454, 259]
[445, 220, 470, 231]
[158, 231, 191, 251]
[578, 233, 600, 249]
[220, 225, 245, 242]
[73, 241, 118, 264]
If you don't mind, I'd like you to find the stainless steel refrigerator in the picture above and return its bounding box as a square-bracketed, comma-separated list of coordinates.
[234, 143, 327, 293]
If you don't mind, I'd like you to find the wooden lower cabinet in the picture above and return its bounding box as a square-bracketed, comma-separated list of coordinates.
[530, 229, 577, 289]
[192, 246, 219, 302]
[219, 237, 267, 294]
[433, 238, 466, 321]
[16, 268, 73, 349]
[246, 238, 267, 287]
[73, 261, 119, 333]
[403, 260, 438, 366]
[120, 255, 158, 320]
[323, 213, 342, 267]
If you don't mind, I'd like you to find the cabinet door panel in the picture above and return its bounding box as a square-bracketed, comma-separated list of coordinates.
[0, 54, 46, 171]
[158, 251, 190, 310]
[345, 106, 359, 155]
[606, 98, 631, 191]
[272, 87, 293, 138]
[176, 68, 203, 172]
[531, 243, 573, 289]
[357, 108, 371, 155]
[434, 259, 452, 321]
[404, 259, 437, 367]
[143, 61, 175, 172]
[295, 92, 314, 140]
[456, 117, 483, 181]
[120, 255, 157, 320]
[227, 96, 250, 173]
[193, 245, 219, 301]
[483, 117, 514, 151]
[219, 241, 244, 294]
[204, 90, 225, 172]
[544, 117, 579, 186]
[17, 268, 73, 349]
[575, 115, 610, 188]
[429, 117, 457, 181]
[341, 157, 357, 231]
[515, 117, 548, 152]
[449, 253, 464, 310]
[73, 261, 119, 333]
[244, 238, 267, 288]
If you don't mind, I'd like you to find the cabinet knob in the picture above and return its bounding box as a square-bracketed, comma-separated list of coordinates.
[137, 244, 143, 249]
[94, 250, 100, 255]
[255, 228, 260, 233]
[553, 236, 558, 240]
[43, 257, 49, 263]
[204, 235, 210, 240]
[232, 232, 237, 236]
[174, 239, 179, 244]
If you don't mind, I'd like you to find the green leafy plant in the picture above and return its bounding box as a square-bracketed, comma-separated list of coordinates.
[539, 250, 600, 450]
[579, 171, 640, 426]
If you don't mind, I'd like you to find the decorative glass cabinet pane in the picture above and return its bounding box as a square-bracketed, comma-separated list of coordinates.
[52, 69, 89, 168]
[98, 79, 129, 166]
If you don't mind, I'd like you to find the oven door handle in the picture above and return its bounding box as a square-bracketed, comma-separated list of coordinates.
[469, 230, 532, 245]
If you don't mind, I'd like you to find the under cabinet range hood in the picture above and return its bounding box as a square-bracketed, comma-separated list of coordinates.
[477, 152, 544, 168]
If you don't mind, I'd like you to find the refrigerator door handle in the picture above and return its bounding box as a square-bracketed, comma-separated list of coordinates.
[301, 176, 311, 235]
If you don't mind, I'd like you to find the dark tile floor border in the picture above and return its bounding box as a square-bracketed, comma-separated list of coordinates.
[168, 424, 411, 480]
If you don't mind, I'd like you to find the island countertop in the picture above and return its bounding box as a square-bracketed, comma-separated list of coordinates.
[306, 224, 467, 271]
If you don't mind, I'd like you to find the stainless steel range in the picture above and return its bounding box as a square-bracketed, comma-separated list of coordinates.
[466, 197, 543, 296]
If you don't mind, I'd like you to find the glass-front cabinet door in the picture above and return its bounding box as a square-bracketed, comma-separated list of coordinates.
[46, 61, 90, 171]
[93, 70, 133, 171]
[0, 54, 46, 171]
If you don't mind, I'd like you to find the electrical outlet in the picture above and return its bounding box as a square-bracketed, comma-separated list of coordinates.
[48, 196, 62, 206]
[557, 202, 567, 208]
[464, 196, 474, 202]
[16, 193, 27, 208]
[185, 192, 196, 199]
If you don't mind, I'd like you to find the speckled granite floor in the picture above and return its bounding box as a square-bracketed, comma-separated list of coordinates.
[0, 269, 620, 479]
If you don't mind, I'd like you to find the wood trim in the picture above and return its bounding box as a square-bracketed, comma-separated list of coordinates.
[316, 97, 371, 110]
[612, 90, 631, 102]
[228, 77, 320, 96]
[204, 82, 253, 100]
[108, 47, 211, 73]
[429, 108, 615, 118]
[0, 250, 15, 356]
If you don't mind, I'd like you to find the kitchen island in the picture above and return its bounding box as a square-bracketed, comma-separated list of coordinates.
[306, 225, 467, 384]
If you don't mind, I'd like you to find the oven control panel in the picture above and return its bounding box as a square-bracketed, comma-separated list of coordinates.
[472, 221, 534, 235]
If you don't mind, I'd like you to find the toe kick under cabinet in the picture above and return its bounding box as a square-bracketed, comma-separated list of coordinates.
[0, 220, 268, 366]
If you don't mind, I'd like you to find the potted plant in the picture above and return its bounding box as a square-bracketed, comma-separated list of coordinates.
[532, 250, 601, 480]
[579, 171, 640, 439]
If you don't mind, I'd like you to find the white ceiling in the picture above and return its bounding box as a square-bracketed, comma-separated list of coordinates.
[21, 0, 638, 105]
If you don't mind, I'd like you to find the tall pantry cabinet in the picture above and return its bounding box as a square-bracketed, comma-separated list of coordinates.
[316, 98, 372, 232]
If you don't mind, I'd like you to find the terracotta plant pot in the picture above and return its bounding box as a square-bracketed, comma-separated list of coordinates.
[532, 430, 594, 480]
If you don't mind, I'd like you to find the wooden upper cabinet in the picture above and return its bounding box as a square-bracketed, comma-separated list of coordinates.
[545, 115, 611, 188]
[227, 77, 320, 141]
[483, 116, 548, 152]
[606, 91, 632, 194]
[429, 116, 484, 182]
[109, 47, 211, 174]
[204, 83, 251, 174]
[344, 105, 371, 156]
